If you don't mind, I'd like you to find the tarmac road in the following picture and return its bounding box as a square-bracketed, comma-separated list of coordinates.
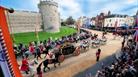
[20, 29, 123, 77]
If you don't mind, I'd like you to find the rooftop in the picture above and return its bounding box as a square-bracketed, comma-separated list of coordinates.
[105, 14, 128, 18]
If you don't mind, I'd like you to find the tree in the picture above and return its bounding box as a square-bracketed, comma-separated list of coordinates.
[61, 21, 66, 26]
[65, 16, 75, 25]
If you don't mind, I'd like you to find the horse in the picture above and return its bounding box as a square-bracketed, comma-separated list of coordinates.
[100, 37, 107, 45]
[42, 52, 63, 72]
[80, 40, 90, 51]
[19, 59, 38, 77]
[29, 59, 38, 77]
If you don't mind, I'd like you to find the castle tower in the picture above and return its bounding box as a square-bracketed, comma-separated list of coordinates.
[38, 0, 60, 33]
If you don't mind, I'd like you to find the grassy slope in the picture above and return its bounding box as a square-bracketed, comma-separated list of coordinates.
[13, 26, 77, 45]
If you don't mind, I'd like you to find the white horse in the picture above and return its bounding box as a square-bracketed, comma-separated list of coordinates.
[80, 40, 90, 51]
[29, 59, 38, 77]
[91, 38, 100, 48]
[100, 37, 107, 45]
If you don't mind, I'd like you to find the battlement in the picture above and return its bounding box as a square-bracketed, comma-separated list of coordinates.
[39, 0, 58, 7]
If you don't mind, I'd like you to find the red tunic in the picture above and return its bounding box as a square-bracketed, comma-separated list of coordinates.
[96, 51, 101, 57]
[29, 46, 35, 54]
[20, 59, 29, 71]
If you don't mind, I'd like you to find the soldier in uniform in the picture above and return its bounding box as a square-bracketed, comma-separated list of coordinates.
[96, 49, 101, 62]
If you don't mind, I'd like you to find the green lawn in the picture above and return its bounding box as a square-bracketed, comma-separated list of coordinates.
[13, 26, 77, 45]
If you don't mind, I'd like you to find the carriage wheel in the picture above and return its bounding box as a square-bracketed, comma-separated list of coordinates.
[74, 47, 80, 56]
[58, 55, 65, 63]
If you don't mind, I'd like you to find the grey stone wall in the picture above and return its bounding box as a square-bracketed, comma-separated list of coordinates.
[38, 0, 60, 33]
[6, 10, 42, 34]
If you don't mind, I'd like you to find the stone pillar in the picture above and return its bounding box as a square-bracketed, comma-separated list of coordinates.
[38, 0, 60, 33]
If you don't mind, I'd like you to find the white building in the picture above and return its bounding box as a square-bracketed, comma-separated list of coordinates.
[104, 14, 134, 28]
[91, 17, 96, 26]
[83, 18, 92, 28]
[125, 16, 135, 26]
[6, 10, 42, 33]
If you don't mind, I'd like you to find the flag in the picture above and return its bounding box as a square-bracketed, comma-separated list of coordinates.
[35, 26, 39, 42]
[0, 6, 22, 77]
[76, 17, 83, 33]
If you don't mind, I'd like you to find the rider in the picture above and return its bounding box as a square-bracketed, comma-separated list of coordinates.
[81, 40, 87, 49]
[46, 51, 55, 60]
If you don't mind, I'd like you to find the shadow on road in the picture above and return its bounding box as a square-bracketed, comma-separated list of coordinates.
[74, 54, 116, 77]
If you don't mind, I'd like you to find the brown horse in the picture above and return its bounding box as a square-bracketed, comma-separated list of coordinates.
[42, 52, 64, 72]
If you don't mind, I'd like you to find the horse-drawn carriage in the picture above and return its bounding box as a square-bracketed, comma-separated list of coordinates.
[42, 43, 81, 72]
[60, 43, 81, 56]
[51, 43, 81, 62]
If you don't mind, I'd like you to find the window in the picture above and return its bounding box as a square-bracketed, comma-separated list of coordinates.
[109, 19, 111, 22]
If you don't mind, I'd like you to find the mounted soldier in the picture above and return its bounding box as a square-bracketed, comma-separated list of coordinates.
[46, 51, 55, 64]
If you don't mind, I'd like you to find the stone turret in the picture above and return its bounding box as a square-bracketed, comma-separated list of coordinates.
[38, 0, 60, 33]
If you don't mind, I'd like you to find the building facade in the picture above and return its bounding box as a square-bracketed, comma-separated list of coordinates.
[104, 14, 134, 28]
[125, 16, 135, 26]
[91, 17, 96, 26]
[6, 10, 42, 34]
[95, 13, 105, 28]
[134, 10, 138, 26]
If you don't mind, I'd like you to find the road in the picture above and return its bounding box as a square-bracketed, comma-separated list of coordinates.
[21, 29, 123, 77]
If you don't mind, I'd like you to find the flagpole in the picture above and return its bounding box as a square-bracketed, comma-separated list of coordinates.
[35, 24, 40, 43]
[76, 17, 82, 35]
[35, 12, 40, 43]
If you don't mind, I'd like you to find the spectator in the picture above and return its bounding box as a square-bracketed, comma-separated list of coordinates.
[95, 38, 138, 77]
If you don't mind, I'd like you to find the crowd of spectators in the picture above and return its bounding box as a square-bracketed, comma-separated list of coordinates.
[95, 39, 138, 77]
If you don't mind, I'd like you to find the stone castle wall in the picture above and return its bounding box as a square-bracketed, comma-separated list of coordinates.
[6, 11, 42, 34]
[5, 0, 61, 34]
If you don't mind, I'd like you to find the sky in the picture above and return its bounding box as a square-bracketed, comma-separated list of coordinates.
[0, 0, 138, 19]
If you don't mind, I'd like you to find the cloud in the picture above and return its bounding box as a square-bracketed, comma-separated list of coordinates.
[57, 0, 137, 19]
[1, 0, 137, 19]
[87, 0, 138, 16]
[57, 0, 84, 19]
